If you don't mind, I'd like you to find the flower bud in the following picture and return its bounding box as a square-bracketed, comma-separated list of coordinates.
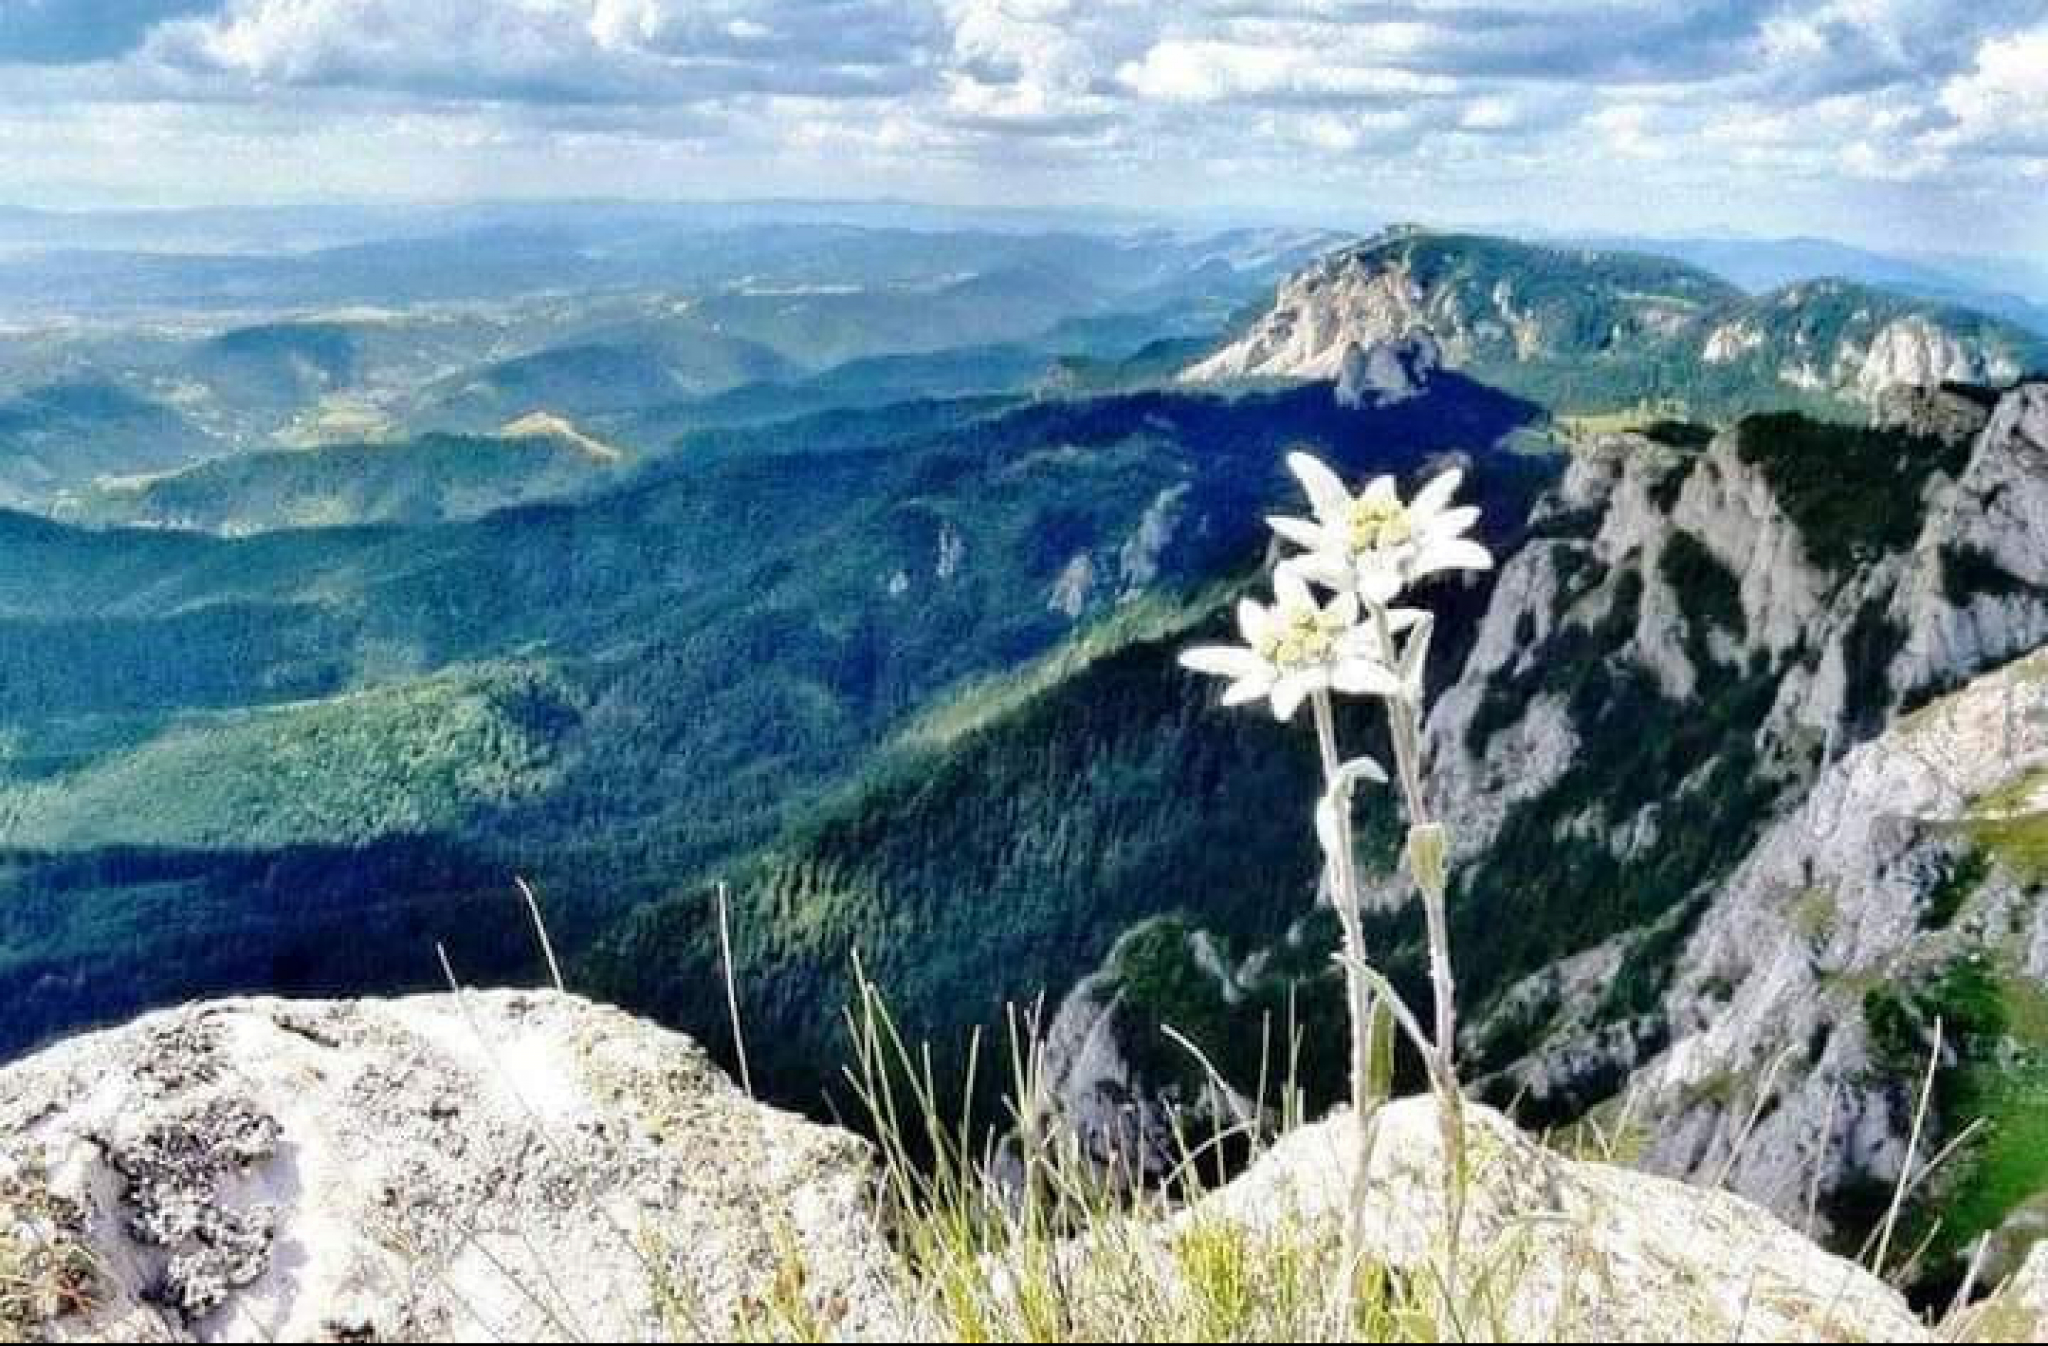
[1406, 821, 1450, 899]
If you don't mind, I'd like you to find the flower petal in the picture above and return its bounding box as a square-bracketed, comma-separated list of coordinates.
[1409, 467, 1464, 519]
[1287, 451, 1353, 523]
[1359, 474, 1398, 506]
[1356, 559, 1405, 605]
[1332, 658, 1404, 698]
[1237, 597, 1272, 645]
[1282, 553, 1353, 593]
[1410, 537, 1494, 578]
[1270, 670, 1319, 721]
[1221, 674, 1274, 706]
[1266, 514, 1330, 550]
[1273, 564, 1317, 613]
[1327, 590, 1360, 629]
[1180, 645, 1268, 679]
[1422, 504, 1480, 541]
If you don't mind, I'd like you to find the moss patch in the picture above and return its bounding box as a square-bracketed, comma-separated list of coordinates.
[1865, 957, 2048, 1286]
[1966, 804, 2048, 890]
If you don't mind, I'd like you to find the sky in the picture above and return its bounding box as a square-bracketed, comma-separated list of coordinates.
[2, 0, 2045, 260]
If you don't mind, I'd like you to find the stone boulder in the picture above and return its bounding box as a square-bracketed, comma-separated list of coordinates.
[0, 991, 906, 1342]
[1141, 1098, 1927, 1341]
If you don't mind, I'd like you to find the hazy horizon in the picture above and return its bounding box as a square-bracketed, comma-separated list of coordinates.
[1, 2, 2044, 265]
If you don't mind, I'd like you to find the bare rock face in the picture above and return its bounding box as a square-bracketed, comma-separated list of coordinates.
[1894, 380, 2048, 698]
[0, 991, 907, 1342]
[1333, 333, 1442, 407]
[1852, 318, 2023, 404]
[1183, 247, 1437, 382]
[1408, 379, 2048, 1256]
[1635, 644, 2048, 1231]
[1029, 920, 1263, 1190]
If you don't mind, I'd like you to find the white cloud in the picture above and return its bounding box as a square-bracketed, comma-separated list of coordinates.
[938, 0, 1119, 126]
[1117, 38, 1456, 104]
[1458, 96, 1521, 132]
[134, 0, 938, 102]
[1586, 104, 1664, 159]
[0, 0, 2043, 262]
[1938, 22, 2048, 147]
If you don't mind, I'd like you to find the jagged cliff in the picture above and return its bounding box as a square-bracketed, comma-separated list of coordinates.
[1185, 232, 2045, 414]
[1438, 379, 2048, 1270]
[1039, 379, 2048, 1288]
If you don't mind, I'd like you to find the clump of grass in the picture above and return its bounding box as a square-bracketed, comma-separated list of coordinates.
[839, 965, 1442, 1341]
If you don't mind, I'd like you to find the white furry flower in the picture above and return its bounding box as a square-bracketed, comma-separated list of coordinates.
[1179, 568, 1413, 721]
[1268, 452, 1492, 603]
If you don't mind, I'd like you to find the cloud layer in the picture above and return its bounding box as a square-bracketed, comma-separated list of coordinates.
[2, 0, 2044, 256]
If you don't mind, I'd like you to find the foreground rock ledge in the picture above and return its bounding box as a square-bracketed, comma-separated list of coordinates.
[0, 991, 2032, 1342]
[1177, 1101, 1929, 1341]
[0, 991, 906, 1342]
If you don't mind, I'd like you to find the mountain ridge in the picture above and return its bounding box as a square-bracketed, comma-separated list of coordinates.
[1186, 231, 2048, 416]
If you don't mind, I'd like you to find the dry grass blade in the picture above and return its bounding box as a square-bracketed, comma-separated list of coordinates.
[514, 875, 566, 994]
[715, 881, 755, 1099]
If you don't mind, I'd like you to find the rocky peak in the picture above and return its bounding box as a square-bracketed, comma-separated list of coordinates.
[1182, 232, 2045, 413]
[1182, 244, 1435, 382]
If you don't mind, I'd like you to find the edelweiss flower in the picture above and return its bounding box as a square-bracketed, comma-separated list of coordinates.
[1269, 452, 1492, 603]
[1179, 568, 1414, 720]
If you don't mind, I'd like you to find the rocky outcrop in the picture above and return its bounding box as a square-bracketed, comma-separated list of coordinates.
[1852, 318, 2024, 404]
[1386, 381, 2048, 1261]
[1182, 231, 2046, 411]
[1421, 379, 2048, 1283]
[5, 991, 1968, 1344]
[1183, 247, 1437, 382]
[0, 991, 906, 1342]
[1333, 333, 1442, 407]
[1030, 919, 1263, 1189]
[1028, 1097, 1928, 1342]
[1635, 645, 2048, 1227]
[1893, 381, 2048, 698]
[1182, 232, 1736, 386]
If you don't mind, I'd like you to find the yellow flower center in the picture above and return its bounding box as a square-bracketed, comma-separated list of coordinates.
[1346, 496, 1412, 552]
[1257, 606, 1343, 670]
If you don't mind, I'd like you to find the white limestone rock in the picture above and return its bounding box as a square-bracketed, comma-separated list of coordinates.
[0, 991, 908, 1343]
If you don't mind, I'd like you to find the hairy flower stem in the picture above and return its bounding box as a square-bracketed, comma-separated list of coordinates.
[1310, 689, 1389, 1294]
[1370, 601, 1470, 1283]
